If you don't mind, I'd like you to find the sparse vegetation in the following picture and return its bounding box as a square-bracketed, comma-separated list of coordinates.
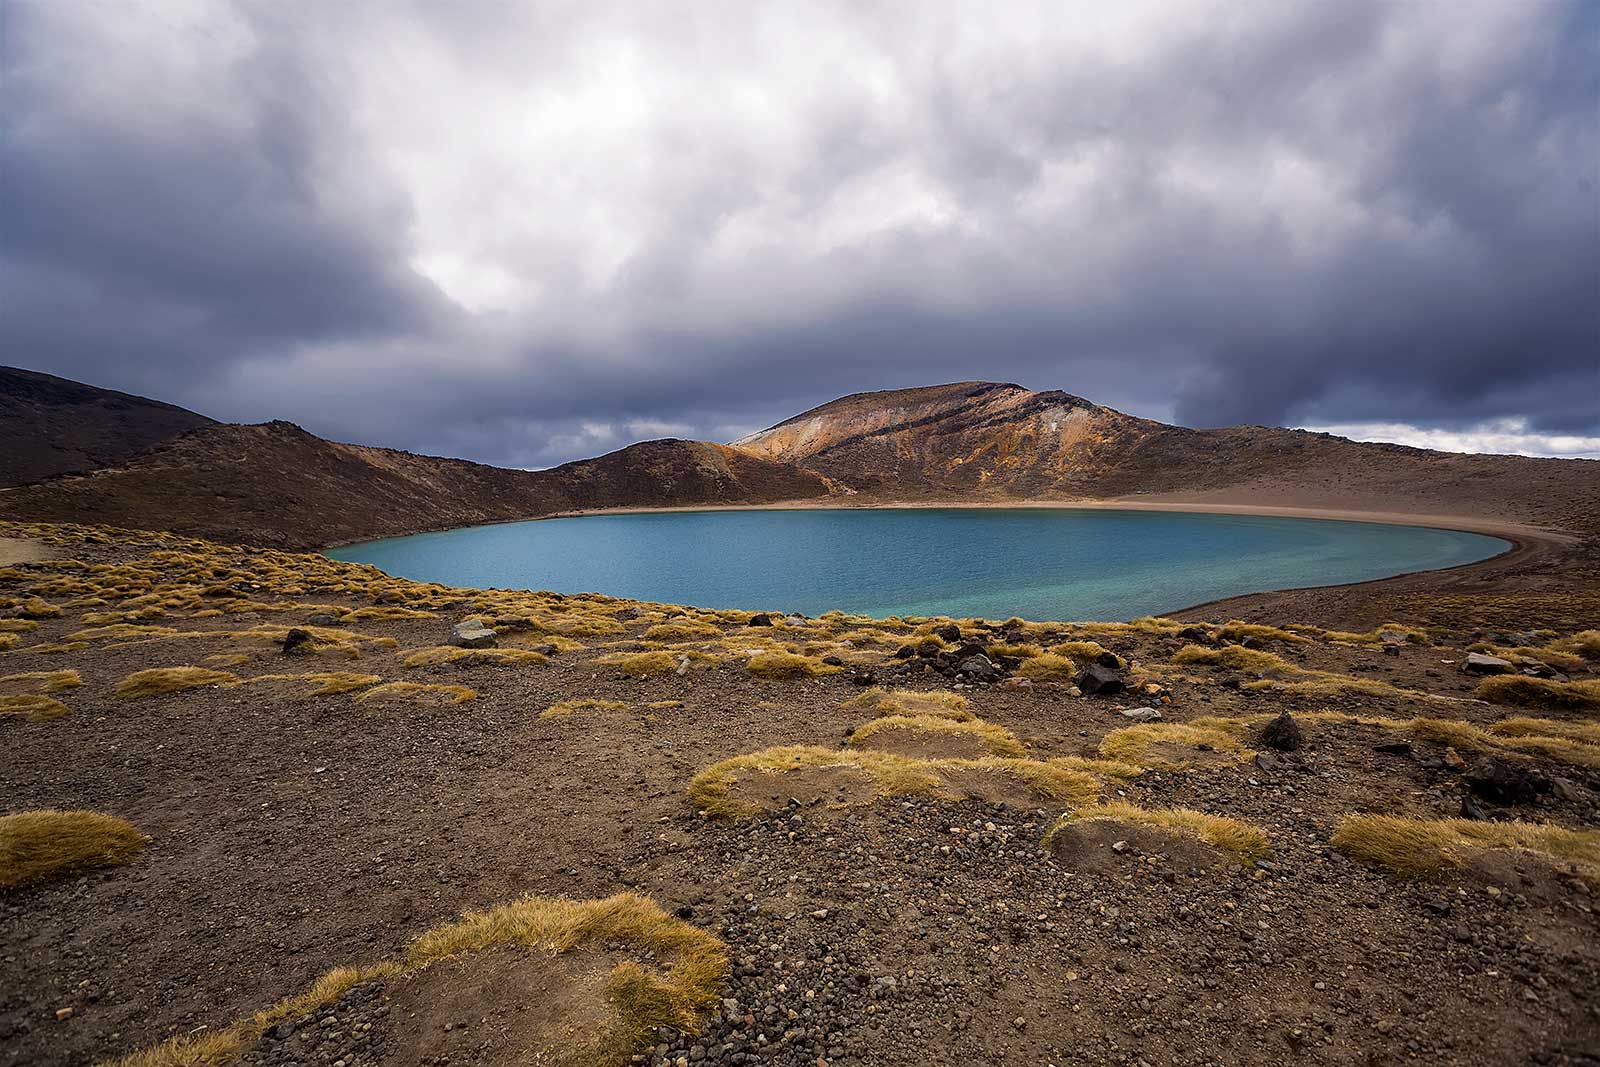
[841, 687, 973, 721]
[540, 698, 630, 720]
[1016, 653, 1078, 681]
[849, 714, 1026, 758]
[115, 666, 239, 699]
[399, 645, 549, 668]
[1474, 676, 1600, 711]
[1048, 801, 1269, 863]
[1214, 621, 1308, 644]
[0, 669, 81, 694]
[0, 694, 71, 720]
[354, 681, 476, 706]
[0, 809, 145, 889]
[230, 672, 382, 697]
[1099, 721, 1251, 769]
[113, 892, 727, 1067]
[744, 650, 842, 679]
[1331, 813, 1600, 880]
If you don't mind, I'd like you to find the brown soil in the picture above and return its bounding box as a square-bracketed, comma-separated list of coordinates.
[3, 524, 1597, 1066]
[1045, 818, 1232, 874]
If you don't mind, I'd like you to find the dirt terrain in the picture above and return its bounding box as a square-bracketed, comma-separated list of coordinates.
[3, 520, 1598, 1066]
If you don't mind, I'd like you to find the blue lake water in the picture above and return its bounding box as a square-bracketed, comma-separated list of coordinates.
[325, 508, 1508, 622]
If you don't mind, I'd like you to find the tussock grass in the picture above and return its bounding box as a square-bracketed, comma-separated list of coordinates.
[597, 650, 722, 677]
[1071, 616, 1185, 637]
[1017, 653, 1078, 681]
[687, 745, 1098, 819]
[355, 681, 476, 706]
[985, 641, 1040, 659]
[1474, 676, 1600, 711]
[115, 666, 238, 699]
[1550, 629, 1600, 661]
[230, 672, 382, 697]
[1331, 813, 1600, 879]
[0, 669, 80, 694]
[15, 597, 61, 619]
[399, 645, 549, 669]
[540, 698, 630, 720]
[745, 650, 842, 679]
[1048, 801, 1269, 863]
[1047, 755, 1145, 779]
[849, 715, 1025, 758]
[643, 620, 722, 642]
[22, 640, 88, 655]
[1049, 639, 1122, 664]
[1466, 642, 1586, 674]
[0, 619, 38, 633]
[1491, 717, 1600, 746]
[841, 687, 973, 721]
[113, 892, 727, 1067]
[1215, 621, 1308, 644]
[1298, 622, 1430, 646]
[71, 623, 181, 641]
[1099, 722, 1251, 769]
[1172, 644, 1290, 674]
[0, 694, 71, 720]
[0, 634, 18, 651]
[342, 606, 436, 621]
[1, 809, 145, 889]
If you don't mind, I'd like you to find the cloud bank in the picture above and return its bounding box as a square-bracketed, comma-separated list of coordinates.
[3, 0, 1595, 467]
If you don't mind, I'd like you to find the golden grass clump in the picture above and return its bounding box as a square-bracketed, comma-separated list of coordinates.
[1331, 813, 1600, 880]
[841, 687, 973, 721]
[1549, 629, 1600, 661]
[643, 620, 723, 642]
[1047, 755, 1145, 780]
[1016, 653, 1078, 681]
[231, 672, 382, 697]
[0, 633, 18, 651]
[1172, 643, 1291, 674]
[1214, 621, 1309, 644]
[597, 650, 721, 677]
[1048, 801, 1269, 863]
[355, 681, 476, 706]
[115, 666, 239, 699]
[1049, 639, 1122, 664]
[745, 650, 843, 679]
[687, 745, 1098, 819]
[70, 623, 181, 641]
[399, 646, 549, 669]
[540, 698, 630, 720]
[112, 892, 727, 1067]
[1099, 721, 1251, 769]
[849, 714, 1026, 758]
[0, 669, 81, 694]
[985, 641, 1040, 659]
[1474, 676, 1600, 711]
[1490, 717, 1600, 747]
[0, 694, 71, 721]
[1070, 616, 1185, 637]
[342, 606, 436, 621]
[0, 619, 38, 633]
[0, 809, 145, 889]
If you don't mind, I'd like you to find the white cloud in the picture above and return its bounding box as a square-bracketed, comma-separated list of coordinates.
[1300, 419, 1600, 459]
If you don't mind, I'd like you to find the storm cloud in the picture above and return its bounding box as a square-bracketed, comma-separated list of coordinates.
[3, 0, 1596, 465]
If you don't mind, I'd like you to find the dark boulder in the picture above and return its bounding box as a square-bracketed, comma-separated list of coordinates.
[1464, 758, 1548, 805]
[281, 628, 314, 655]
[956, 654, 1001, 683]
[934, 623, 962, 644]
[747, 613, 773, 627]
[1075, 663, 1125, 696]
[1257, 711, 1304, 752]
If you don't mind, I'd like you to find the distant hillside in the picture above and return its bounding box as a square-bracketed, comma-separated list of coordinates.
[0, 366, 214, 486]
[0, 421, 831, 549]
[732, 382, 1598, 533]
[1, 372, 1593, 547]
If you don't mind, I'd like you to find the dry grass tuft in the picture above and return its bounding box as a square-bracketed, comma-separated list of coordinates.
[0, 619, 39, 633]
[1474, 676, 1600, 711]
[0, 809, 145, 889]
[841, 687, 973, 721]
[643, 620, 722, 642]
[1490, 717, 1600, 747]
[342, 606, 436, 621]
[1331, 813, 1600, 880]
[355, 681, 476, 706]
[115, 666, 238, 699]
[0, 694, 71, 721]
[1017, 653, 1078, 681]
[1172, 643, 1291, 674]
[1214, 621, 1308, 645]
[540, 698, 630, 720]
[745, 650, 842, 679]
[687, 745, 1098, 819]
[1047, 755, 1145, 780]
[1099, 722, 1251, 769]
[113, 892, 726, 1067]
[400, 645, 549, 669]
[1048, 801, 1269, 863]
[0, 669, 81, 694]
[0, 633, 18, 651]
[231, 672, 382, 697]
[849, 715, 1025, 758]
[1549, 629, 1600, 661]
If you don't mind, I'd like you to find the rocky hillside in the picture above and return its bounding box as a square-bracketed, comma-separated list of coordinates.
[0, 422, 830, 549]
[733, 382, 1598, 532]
[0, 365, 214, 486]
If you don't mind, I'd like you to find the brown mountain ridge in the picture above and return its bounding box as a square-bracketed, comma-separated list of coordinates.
[0, 368, 1594, 549]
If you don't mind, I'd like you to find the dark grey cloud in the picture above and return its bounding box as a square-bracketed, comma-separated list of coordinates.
[3, 0, 1596, 465]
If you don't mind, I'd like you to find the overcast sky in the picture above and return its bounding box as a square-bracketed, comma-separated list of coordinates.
[4, 1, 1597, 466]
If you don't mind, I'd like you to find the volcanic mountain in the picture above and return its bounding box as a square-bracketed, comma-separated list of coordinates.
[0, 366, 214, 486]
[1, 369, 1594, 547]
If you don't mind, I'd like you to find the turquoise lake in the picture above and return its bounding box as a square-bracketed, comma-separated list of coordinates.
[324, 508, 1508, 622]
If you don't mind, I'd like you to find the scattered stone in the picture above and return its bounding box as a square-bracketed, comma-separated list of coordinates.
[1257, 711, 1304, 752]
[450, 620, 497, 649]
[1074, 663, 1125, 696]
[54, 1007, 72, 1021]
[955, 654, 1000, 683]
[1443, 747, 1468, 773]
[1374, 740, 1414, 757]
[281, 628, 314, 655]
[847, 667, 877, 686]
[1118, 707, 1162, 723]
[1462, 652, 1514, 675]
[308, 613, 340, 626]
[1465, 758, 1548, 805]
